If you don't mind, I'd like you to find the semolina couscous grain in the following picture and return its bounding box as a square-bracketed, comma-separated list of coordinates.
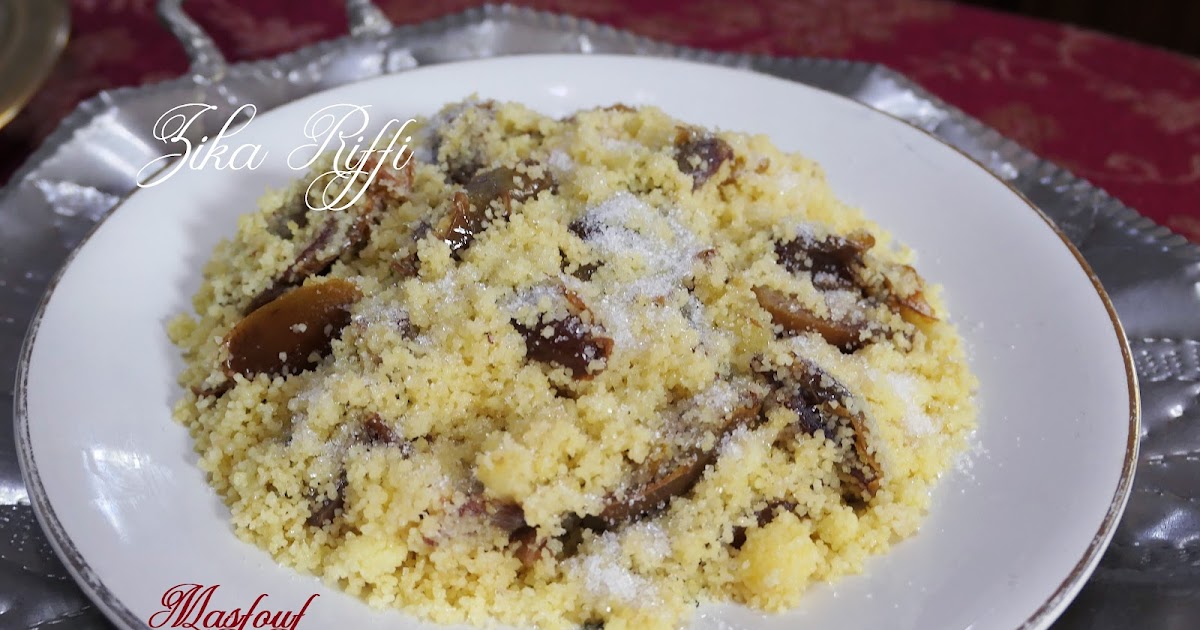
[169, 99, 976, 629]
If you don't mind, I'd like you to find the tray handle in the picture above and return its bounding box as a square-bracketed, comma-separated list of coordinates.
[346, 0, 393, 37]
[157, 0, 395, 81]
[157, 0, 227, 82]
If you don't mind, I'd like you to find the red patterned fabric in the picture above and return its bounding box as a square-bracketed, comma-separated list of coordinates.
[3, 0, 1199, 242]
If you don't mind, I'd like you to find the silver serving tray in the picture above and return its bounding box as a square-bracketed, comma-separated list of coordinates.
[1, 2, 1197, 628]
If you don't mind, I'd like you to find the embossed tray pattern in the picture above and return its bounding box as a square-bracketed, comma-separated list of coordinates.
[1, 2, 1196, 628]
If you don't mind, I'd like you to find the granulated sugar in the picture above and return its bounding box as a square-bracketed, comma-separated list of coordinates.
[885, 372, 938, 436]
[576, 533, 657, 605]
[168, 99, 977, 630]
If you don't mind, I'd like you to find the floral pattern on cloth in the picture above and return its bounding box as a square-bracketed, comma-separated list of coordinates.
[2, 0, 1198, 242]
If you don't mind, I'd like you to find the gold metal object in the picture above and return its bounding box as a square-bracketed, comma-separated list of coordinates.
[0, 0, 69, 131]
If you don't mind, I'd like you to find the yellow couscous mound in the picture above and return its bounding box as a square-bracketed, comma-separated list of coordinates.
[169, 99, 976, 629]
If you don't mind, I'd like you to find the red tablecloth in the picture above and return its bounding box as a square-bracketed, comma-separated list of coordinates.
[3, 0, 1199, 242]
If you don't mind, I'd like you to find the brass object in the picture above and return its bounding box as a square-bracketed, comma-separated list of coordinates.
[0, 0, 69, 131]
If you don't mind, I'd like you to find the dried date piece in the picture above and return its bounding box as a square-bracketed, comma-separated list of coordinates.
[774, 230, 874, 291]
[571, 262, 601, 281]
[885, 264, 938, 327]
[490, 502, 529, 532]
[456, 498, 550, 568]
[504, 384, 766, 559]
[224, 278, 361, 378]
[756, 357, 882, 501]
[730, 500, 798, 549]
[438, 164, 555, 256]
[306, 471, 347, 528]
[514, 314, 613, 379]
[247, 164, 412, 313]
[594, 454, 711, 528]
[265, 189, 310, 239]
[390, 253, 421, 280]
[439, 191, 479, 255]
[190, 381, 233, 398]
[428, 99, 497, 184]
[590, 384, 765, 528]
[565, 220, 604, 280]
[757, 229, 905, 352]
[361, 413, 399, 445]
[390, 221, 430, 280]
[773, 229, 940, 334]
[674, 126, 734, 190]
[467, 162, 555, 208]
[568, 217, 598, 241]
[445, 156, 484, 186]
[357, 414, 416, 457]
[752, 286, 868, 352]
[455, 496, 529, 533]
[510, 526, 549, 568]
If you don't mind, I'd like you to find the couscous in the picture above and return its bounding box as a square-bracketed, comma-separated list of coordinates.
[169, 100, 977, 629]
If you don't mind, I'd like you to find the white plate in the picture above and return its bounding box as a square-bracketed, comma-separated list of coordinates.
[15, 55, 1138, 630]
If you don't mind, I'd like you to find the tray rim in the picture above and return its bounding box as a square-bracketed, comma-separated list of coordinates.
[2, 3, 1186, 629]
[13, 50, 1141, 630]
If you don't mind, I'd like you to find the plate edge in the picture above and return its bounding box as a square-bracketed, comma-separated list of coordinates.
[10, 55, 1144, 630]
